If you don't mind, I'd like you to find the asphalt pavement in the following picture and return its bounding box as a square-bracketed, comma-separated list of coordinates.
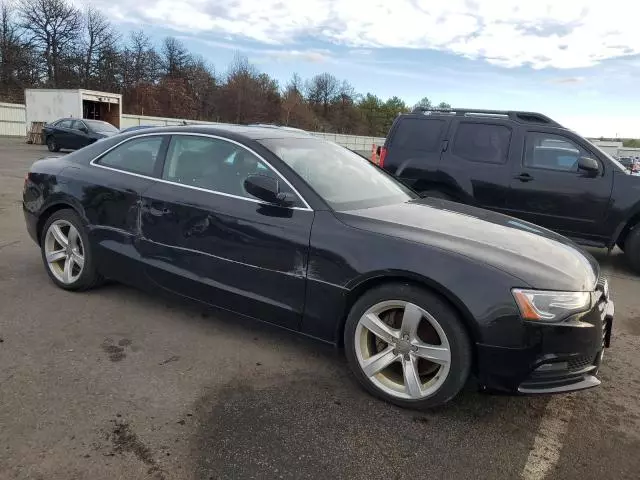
[0, 138, 639, 480]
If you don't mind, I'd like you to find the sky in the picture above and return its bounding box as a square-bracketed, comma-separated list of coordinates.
[81, 0, 640, 138]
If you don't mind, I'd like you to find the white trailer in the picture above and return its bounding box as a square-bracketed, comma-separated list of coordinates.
[24, 89, 122, 134]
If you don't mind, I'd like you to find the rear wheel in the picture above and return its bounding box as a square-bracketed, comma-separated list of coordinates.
[40, 209, 102, 290]
[46, 136, 60, 152]
[344, 283, 472, 409]
[624, 226, 640, 273]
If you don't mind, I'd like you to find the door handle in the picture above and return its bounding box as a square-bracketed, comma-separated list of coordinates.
[514, 173, 534, 182]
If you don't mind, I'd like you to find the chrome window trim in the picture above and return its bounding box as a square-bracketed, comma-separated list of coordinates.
[89, 131, 313, 212]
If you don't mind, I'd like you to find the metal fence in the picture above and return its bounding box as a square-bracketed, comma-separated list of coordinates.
[0, 103, 386, 156]
[0, 102, 27, 137]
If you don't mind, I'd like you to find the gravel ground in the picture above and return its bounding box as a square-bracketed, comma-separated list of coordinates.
[0, 138, 639, 480]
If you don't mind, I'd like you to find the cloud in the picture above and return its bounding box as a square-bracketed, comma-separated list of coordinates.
[263, 49, 332, 63]
[88, 0, 640, 69]
[550, 77, 586, 84]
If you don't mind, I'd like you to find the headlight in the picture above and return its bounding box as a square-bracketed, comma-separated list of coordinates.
[512, 289, 591, 322]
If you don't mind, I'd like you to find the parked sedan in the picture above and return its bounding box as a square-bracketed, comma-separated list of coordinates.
[23, 125, 613, 408]
[43, 118, 119, 152]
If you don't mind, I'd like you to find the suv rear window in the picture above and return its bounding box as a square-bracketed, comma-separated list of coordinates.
[390, 118, 445, 151]
[451, 123, 511, 164]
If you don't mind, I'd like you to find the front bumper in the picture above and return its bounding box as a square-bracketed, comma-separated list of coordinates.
[477, 282, 614, 394]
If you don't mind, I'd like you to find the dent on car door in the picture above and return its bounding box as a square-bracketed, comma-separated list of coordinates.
[138, 134, 314, 330]
[82, 135, 170, 281]
[506, 131, 613, 238]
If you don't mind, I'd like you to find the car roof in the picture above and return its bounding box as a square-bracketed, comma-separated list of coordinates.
[123, 124, 314, 140]
[399, 109, 564, 128]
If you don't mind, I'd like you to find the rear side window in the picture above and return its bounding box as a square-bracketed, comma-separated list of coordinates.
[96, 136, 164, 176]
[57, 120, 73, 128]
[390, 118, 445, 151]
[451, 123, 511, 164]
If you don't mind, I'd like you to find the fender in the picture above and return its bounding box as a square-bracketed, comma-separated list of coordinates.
[609, 200, 640, 248]
[341, 268, 481, 343]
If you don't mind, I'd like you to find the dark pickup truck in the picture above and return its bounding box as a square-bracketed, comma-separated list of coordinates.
[379, 108, 640, 272]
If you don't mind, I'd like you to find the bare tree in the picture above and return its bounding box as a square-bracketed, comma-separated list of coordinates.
[121, 30, 160, 113]
[306, 72, 339, 119]
[286, 72, 303, 95]
[185, 55, 217, 120]
[19, 0, 82, 87]
[81, 6, 116, 88]
[1, 2, 31, 100]
[161, 36, 190, 77]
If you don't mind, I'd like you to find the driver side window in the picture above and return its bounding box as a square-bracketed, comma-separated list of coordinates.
[71, 120, 86, 131]
[162, 135, 297, 203]
[525, 133, 588, 172]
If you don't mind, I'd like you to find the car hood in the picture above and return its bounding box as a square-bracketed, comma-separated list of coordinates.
[337, 198, 599, 291]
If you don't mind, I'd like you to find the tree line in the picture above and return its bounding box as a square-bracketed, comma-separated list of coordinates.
[0, 0, 450, 136]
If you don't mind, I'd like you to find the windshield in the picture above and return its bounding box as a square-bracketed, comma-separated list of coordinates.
[260, 138, 417, 211]
[588, 143, 628, 173]
[84, 120, 119, 133]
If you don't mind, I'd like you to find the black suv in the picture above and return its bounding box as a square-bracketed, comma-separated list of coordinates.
[380, 108, 640, 271]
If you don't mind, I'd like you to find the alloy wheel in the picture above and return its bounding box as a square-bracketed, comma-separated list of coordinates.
[354, 300, 451, 400]
[44, 220, 85, 284]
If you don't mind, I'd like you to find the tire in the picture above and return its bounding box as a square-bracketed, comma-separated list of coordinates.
[420, 190, 454, 201]
[40, 209, 102, 291]
[46, 136, 60, 152]
[624, 226, 640, 273]
[344, 283, 472, 409]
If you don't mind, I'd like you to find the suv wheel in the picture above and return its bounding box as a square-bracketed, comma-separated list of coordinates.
[624, 226, 640, 273]
[344, 283, 472, 409]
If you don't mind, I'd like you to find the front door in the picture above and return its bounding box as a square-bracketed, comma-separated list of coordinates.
[71, 120, 92, 149]
[506, 130, 613, 240]
[138, 134, 314, 330]
[54, 119, 75, 149]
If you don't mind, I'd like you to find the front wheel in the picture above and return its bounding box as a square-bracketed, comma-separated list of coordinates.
[40, 209, 102, 291]
[344, 283, 472, 409]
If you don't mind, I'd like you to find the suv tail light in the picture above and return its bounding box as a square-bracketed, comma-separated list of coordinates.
[379, 147, 388, 167]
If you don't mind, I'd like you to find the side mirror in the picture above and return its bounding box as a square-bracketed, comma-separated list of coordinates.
[79, 126, 88, 133]
[244, 174, 294, 206]
[577, 157, 599, 173]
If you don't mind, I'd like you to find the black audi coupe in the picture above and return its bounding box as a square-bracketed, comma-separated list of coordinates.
[23, 125, 614, 408]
